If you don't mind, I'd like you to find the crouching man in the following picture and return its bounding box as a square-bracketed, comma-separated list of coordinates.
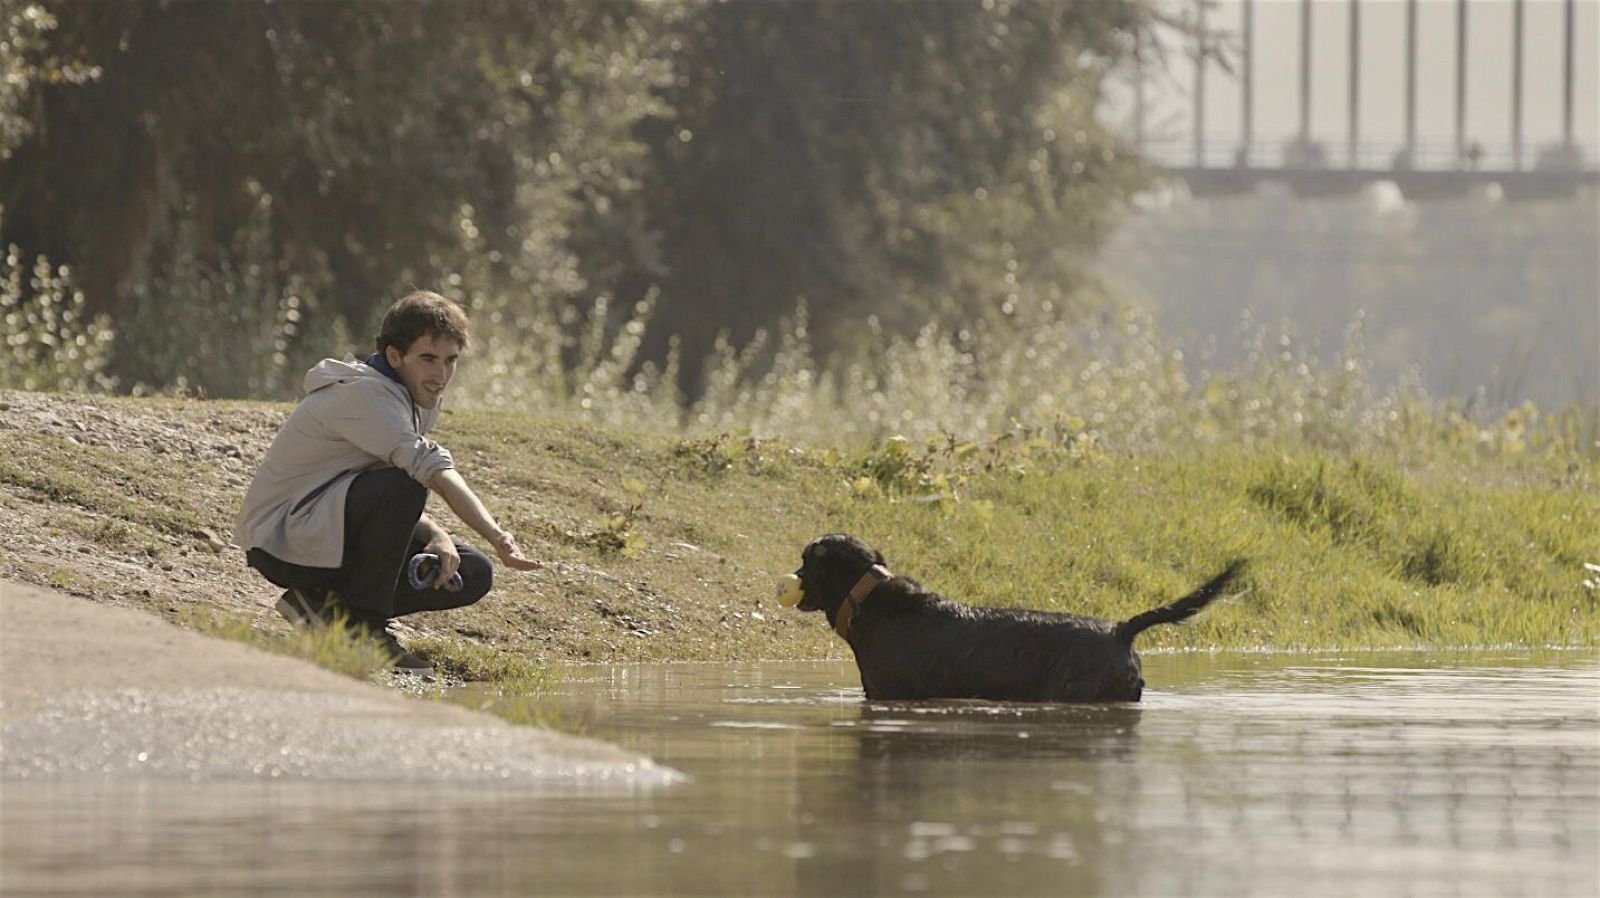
[234, 290, 539, 674]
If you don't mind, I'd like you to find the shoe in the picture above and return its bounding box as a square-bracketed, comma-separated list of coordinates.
[361, 621, 435, 677]
[275, 587, 336, 629]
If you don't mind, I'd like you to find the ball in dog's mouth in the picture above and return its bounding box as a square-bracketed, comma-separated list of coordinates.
[775, 574, 803, 607]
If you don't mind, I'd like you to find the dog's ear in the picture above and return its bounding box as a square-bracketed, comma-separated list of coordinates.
[871, 547, 886, 565]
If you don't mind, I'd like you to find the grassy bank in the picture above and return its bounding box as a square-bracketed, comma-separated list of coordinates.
[1, 391, 1596, 683]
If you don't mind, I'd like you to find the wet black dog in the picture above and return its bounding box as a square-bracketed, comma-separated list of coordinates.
[776, 534, 1246, 703]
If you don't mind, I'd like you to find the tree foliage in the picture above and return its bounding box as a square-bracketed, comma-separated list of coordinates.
[0, 0, 1151, 398]
[641, 0, 1148, 368]
[1, 1, 97, 160]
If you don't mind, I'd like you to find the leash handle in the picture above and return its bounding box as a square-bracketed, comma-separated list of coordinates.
[407, 553, 464, 592]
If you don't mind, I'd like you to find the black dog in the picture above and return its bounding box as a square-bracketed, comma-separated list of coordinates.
[776, 533, 1246, 703]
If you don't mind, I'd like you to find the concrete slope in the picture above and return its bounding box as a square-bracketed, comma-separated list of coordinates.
[0, 582, 681, 785]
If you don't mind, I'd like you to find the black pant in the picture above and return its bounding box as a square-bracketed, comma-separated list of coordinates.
[246, 467, 492, 622]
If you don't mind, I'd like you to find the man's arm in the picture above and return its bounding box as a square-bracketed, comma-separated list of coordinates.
[413, 513, 451, 545]
[426, 468, 541, 571]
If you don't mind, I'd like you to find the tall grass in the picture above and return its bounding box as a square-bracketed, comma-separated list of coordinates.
[181, 607, 567, 726]
[3, 196, 1592, 462]
[452, 284, 1595, 461]
[181, 605, 396, 680]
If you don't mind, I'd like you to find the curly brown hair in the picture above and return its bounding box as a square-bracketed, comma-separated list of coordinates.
[375, 290, 471, 356]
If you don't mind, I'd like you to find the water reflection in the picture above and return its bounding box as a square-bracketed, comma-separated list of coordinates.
[791, 702, 1146, 897]
[849, 702, 1144, 762]
[1, 653, 1595, 898]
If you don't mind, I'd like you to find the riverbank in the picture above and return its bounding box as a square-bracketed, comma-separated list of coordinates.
[1, 389, 1595, 680]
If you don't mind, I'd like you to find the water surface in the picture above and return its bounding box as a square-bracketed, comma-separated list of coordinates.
[2, 651, 1596, 897]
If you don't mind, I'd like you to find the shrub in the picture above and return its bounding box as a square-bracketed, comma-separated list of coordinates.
[1, 226, 116, 393]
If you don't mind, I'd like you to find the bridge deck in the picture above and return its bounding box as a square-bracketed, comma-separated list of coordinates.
[1166, 166, 1599, 200]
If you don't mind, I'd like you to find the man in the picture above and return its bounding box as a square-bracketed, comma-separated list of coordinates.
[234, 290, 539, 674]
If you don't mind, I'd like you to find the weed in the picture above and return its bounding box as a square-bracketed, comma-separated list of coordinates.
[672, 431, 781, 477]
[848, 426, 1084, 512]
[595, 509, 646, 557]
[90, 517, 133, 548]
[855, 436, 934, 497]
[585, 477, 648, 557]
[181, 605, 395, 680]
[406, 633, 554, 685]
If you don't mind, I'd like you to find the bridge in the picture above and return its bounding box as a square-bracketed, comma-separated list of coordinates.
[1132, 0, 1598, 200]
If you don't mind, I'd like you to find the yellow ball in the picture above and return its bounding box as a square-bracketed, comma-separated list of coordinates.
[775, 574, 804, 607]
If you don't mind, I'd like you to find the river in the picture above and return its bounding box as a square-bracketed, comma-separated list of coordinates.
[1, 651, 1595, 897]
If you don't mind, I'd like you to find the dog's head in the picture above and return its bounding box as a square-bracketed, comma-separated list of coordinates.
[775, 533, 887, 617]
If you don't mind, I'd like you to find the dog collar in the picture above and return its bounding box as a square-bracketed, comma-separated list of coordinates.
[835, 564, 891, 639]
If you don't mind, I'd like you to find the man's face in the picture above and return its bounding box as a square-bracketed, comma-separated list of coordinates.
[385, 332, 461, 409]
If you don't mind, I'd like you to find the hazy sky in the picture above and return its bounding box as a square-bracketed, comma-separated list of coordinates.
[1108, 0, 1599, 169]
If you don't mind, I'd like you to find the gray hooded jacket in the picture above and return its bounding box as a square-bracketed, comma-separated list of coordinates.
[233, 356, 455, 568]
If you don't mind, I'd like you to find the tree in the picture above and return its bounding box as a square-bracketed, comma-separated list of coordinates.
[1, 0, 676, 393]
[2, 0, 1154, 398]
[635, 0, 1151, 375]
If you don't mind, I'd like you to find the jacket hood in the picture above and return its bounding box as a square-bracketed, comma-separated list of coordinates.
[303, 356, 400, 396]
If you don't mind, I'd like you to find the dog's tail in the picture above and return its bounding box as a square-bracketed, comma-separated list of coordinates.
[1112, 560, 1248, 645]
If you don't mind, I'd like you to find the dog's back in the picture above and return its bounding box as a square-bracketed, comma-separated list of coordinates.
[846, 563, 1246, 703]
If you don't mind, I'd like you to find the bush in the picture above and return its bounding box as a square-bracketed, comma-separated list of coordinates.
[1, 226, 116, 393]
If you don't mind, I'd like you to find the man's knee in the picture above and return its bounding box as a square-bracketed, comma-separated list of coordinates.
[400, 478, 426, 516]
[458, 546, 494, 604]
[351, 466, 427, 515]
[382, 467, 428, 508]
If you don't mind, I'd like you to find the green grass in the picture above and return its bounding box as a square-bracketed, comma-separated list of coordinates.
[832, 445, 1600, 650]
[443, 407, 1600, 654]
[174, 597, 575, 733]
[406, 632, 555, 687]
[0, 431, 219, 536]
[3, 394, 1597, 675]
[444, 681, 572, 730]
[181, 606, 397, 680]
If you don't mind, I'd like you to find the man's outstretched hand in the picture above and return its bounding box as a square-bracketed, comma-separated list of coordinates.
[493, 531, 542, 571]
